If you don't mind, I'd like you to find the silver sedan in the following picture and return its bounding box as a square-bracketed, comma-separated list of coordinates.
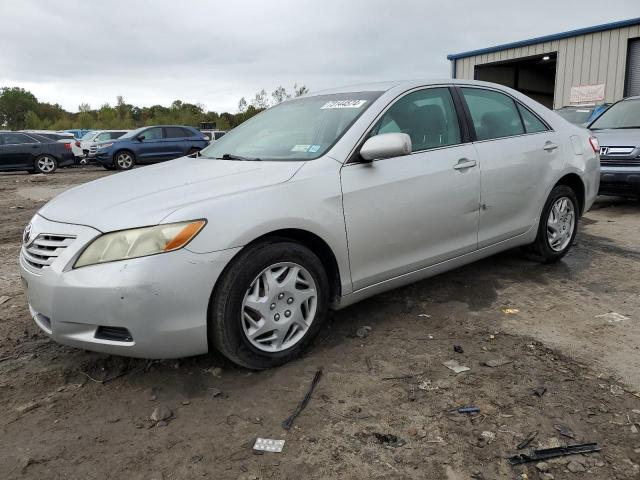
[20, 80, 600, 368]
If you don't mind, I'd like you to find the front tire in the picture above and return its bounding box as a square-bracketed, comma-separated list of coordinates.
[114, 151, 134, 170]
[528, 185, 579, 263]
[34, 155, 57, 174]
[209, 240, 329, 369]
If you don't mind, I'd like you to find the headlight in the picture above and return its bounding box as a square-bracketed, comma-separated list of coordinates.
[97, 142, 114, 149]
[74, 220, 206, 268]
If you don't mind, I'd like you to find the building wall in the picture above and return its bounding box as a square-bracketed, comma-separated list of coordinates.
[453, 24, 640, 108]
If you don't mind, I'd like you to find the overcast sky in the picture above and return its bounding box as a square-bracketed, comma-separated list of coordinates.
[1, 0, 638, 113]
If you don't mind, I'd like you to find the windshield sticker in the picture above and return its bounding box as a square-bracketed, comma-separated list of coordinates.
[321, 100, 367, 109]
[291, 144, 311, 152]
[308, 145, 321, 153]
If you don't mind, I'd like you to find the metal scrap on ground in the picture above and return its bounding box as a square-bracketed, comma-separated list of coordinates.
[281, 367, 323, 430]
[508, 443, 602, 465]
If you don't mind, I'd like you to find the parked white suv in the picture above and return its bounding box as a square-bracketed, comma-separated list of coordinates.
[79, 130, 129, 163]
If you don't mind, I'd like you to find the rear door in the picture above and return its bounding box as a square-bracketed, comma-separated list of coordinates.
[458, 86, 560, 248]
[162, 127, 190, 159]
[137, 127, 165, 163]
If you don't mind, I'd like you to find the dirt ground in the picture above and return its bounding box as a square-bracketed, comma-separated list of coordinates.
[1, 167, 640, 480]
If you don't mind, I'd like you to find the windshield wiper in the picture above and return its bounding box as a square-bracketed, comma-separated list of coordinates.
[219, 153, 262, 161]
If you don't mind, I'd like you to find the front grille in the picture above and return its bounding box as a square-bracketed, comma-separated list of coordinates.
[601, 158, 640, 166]
[89, 146, 97, 154]
[22, 234, 75, 269]
[600, 146, 636, 155]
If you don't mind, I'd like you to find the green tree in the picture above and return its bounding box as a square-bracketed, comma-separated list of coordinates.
[0, 87, 38, 129]
[24, 110, 43, 129]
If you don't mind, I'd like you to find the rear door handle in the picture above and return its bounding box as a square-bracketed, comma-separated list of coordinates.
[453, 158, 477, 170]
[543, 141, 558, 152]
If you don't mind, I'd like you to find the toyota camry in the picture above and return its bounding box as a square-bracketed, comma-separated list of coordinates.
[20, 80, 600, 368]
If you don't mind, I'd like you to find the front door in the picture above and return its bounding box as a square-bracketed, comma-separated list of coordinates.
[137, 127, 165, 163]
[341, 87, 481, 291]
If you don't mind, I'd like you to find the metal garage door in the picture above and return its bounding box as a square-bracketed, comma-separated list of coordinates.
[626, 38, 640, 97]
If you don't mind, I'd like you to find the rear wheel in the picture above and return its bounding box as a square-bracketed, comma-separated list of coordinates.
[114, 151, 134, 170]
[34, 155, 57, 174]
[527, 185, 579, 263]
[209, 240, 329, 369]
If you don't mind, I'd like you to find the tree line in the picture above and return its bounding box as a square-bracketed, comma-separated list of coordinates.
[0, 84, 308, 132]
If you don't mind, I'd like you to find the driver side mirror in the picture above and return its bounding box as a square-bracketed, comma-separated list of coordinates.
[359, 133, 411, 161]
[136, 135, 146, 142]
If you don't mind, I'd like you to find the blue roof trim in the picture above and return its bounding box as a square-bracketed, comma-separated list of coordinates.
[447, 17, 640, 61]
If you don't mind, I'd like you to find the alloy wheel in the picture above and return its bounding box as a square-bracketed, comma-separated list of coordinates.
[547, 196, 575, 252]
[116, 153, 133, 169]
[37, 156, 56, 173]
[241, 262, 318, 353]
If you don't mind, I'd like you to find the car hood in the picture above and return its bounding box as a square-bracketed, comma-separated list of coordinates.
[590, 128, 640, 146]
[39, 156, 304, 232]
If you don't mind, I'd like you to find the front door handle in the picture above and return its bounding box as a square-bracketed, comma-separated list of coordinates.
[543, 141, 558, 152]
[453, 158, 477, 170]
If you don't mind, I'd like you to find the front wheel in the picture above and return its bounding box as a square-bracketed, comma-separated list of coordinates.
[114, 151, 134, 170]
[34, 155, 57, 174]
[527, 185, 579, 263]
[209, 240, 329, 369]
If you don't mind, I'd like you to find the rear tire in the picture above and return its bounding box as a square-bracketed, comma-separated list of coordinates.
[209, 239, 329, 369]
[527, 185, 579, 263]
[34, 155, 57, 174]
[114, 151, 135, 170]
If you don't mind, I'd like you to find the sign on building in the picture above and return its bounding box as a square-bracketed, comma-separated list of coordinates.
[570, 83, 605, 104]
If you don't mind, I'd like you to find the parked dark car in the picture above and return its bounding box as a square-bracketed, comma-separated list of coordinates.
[0, 131, 75, 174]
[93, 125, 209, 170]
[588, 96, 640, 197]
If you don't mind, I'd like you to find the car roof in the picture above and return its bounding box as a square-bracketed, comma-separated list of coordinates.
[309, 78, 511, 96]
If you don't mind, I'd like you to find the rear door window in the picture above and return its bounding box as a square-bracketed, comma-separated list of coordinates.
[165, 127, 187, 138]
[3, 133, 38, 145]
[461, 88, 525, 141]
[517, 104, 548, 133]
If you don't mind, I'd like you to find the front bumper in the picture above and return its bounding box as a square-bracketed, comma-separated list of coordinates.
[93, 151, 113, 165]
[20, 214, 241, 358]
[599, 166, 640, 196]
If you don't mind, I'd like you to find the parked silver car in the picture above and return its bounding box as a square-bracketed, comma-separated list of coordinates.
[20, 80, 599, 368]
[588, 96, 640, 197]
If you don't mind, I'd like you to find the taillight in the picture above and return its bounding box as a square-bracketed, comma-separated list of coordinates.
[63, 142, 72, 150]
[588, 136, 600, 153]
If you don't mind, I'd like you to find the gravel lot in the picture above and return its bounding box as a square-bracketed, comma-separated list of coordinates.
[1, 167, 640, 479]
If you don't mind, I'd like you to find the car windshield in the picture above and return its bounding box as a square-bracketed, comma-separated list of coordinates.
[590, 99, 640, 129]
[81, 131, 97, 140]
[200, 92, 382, 161]
[556, 107, 593, 125]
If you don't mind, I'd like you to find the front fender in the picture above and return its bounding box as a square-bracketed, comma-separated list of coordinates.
[162, 156, 353, 295]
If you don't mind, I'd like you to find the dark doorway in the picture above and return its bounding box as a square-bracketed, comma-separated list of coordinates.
[475, 53, 557, 108]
